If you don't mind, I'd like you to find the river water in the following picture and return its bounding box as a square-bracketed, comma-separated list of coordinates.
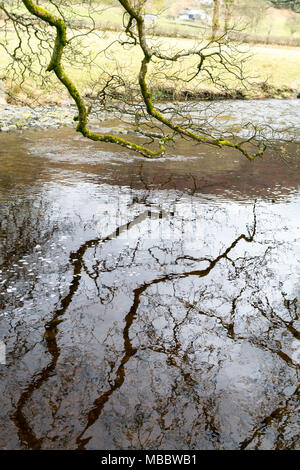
[0, 101, 299, 450]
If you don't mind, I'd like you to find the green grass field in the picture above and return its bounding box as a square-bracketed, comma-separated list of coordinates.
[1, 29, 300, 104]
[0, 2, 300, 104]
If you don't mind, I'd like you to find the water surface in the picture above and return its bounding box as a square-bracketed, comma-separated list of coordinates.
[0, 119, 299, 450]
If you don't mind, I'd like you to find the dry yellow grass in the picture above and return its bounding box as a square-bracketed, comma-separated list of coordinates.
[248, 44, 300, 89]
[1, 29, 300, 104]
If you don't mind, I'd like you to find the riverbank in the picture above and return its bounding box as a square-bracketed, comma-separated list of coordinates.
[0, 104, 75, 133]
[1, 95, 300, 135]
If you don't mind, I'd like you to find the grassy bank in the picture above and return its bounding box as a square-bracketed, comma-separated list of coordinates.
[1, 28, 300, 105]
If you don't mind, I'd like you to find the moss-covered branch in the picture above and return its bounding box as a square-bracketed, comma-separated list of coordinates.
[21, 0, 166, 158]
[21, 0, 265, 160]
[120, 1, 263, 160]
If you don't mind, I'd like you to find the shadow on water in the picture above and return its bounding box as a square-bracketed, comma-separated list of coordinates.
[0, 125, 299, 450]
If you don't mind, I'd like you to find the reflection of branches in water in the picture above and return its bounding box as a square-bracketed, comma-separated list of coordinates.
[0, 198, 56, 266]
[0, 197, 59, 313]
[11, 200, 299, 449]
[75, 204, 257, 449]
[81, 239, 142, 305]
[12, 234, 99, 449]
[140, 296, 222, 448]
[252, 294, 299, 341]
[12, 203, 180, 448]
[240, 384, 299, 450]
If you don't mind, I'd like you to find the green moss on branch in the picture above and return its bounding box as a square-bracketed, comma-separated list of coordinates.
[21, 0, 165, 159]
[21, 0, 263, 161]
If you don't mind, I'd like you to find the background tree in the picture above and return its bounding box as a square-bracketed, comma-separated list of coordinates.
[237, 0, 269, 33]
[211, 0, 221, 38]
[286, 15, 300, 35]
[270, 1, 300, 12]
[224, 0, 235, 33]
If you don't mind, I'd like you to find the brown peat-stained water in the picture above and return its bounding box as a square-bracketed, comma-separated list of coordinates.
[0, 110, 299, 450]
